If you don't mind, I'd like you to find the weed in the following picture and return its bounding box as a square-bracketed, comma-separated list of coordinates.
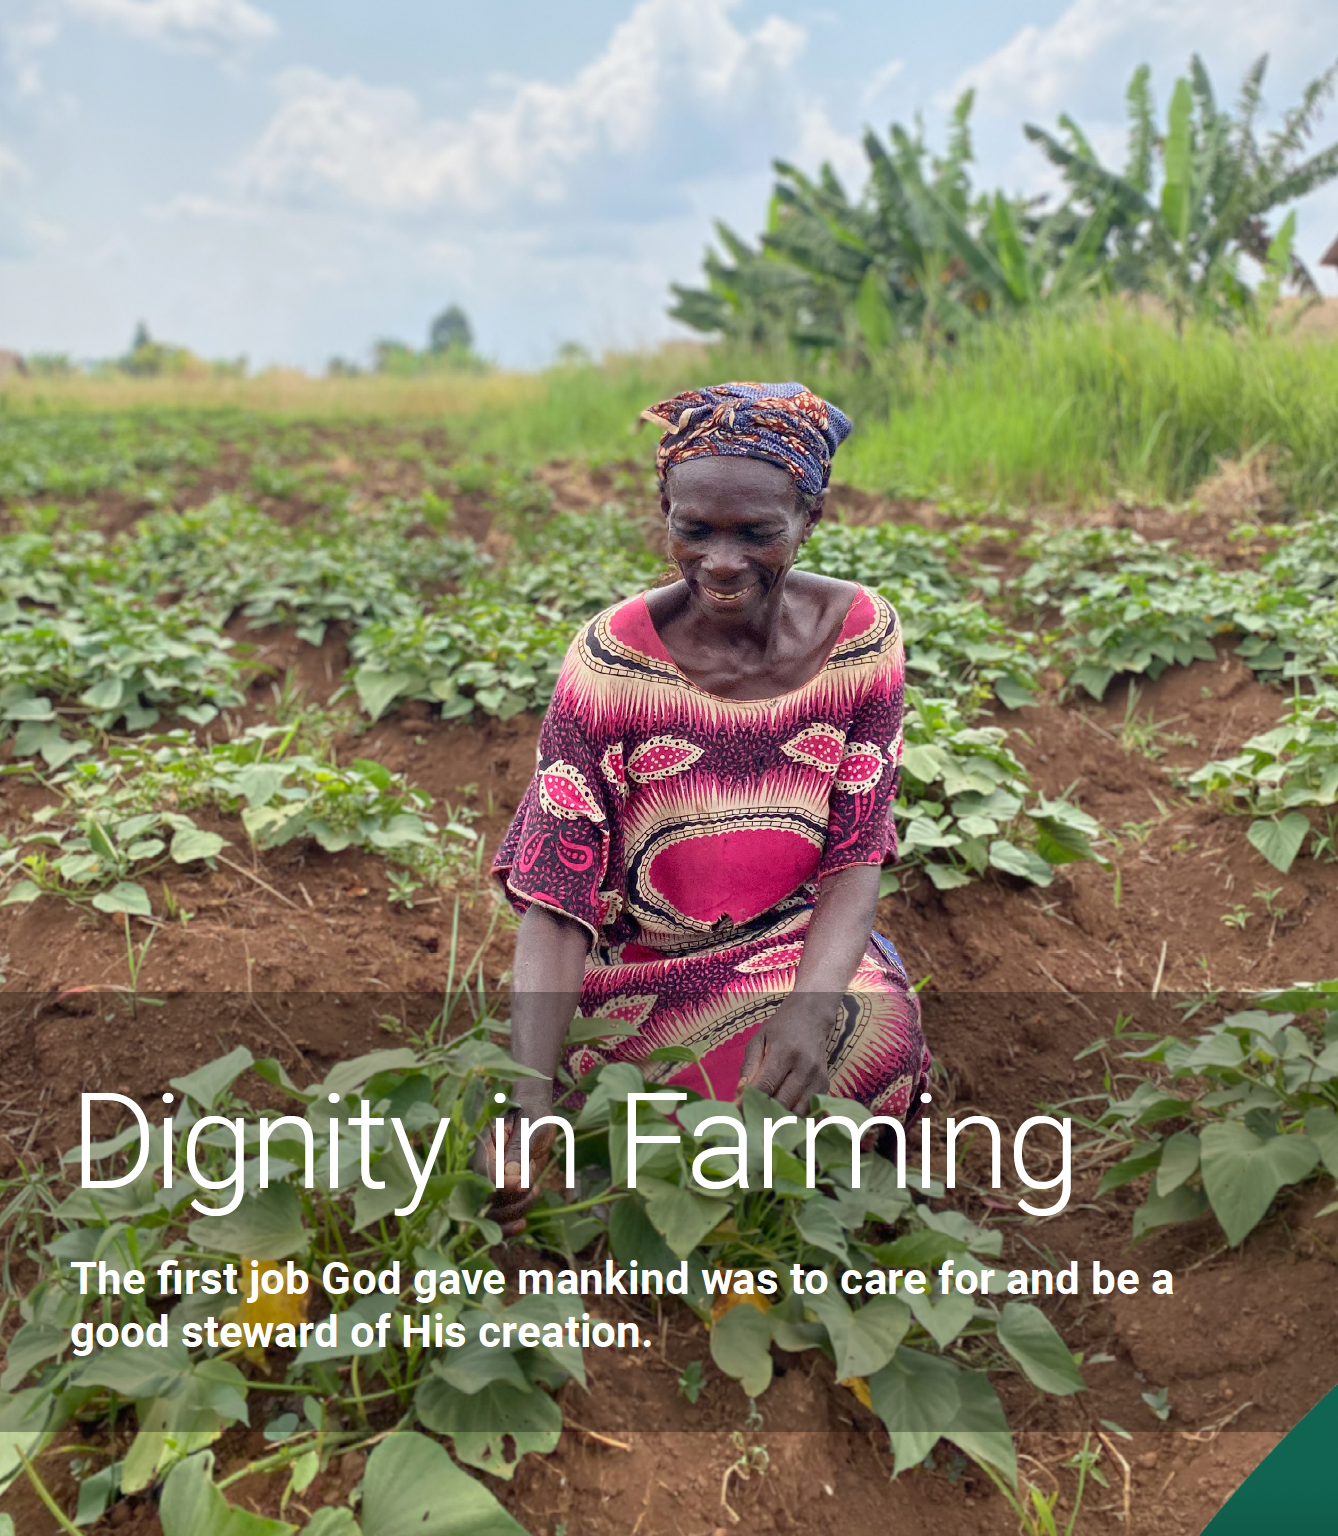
[979, 1433, 1104, 1536]
[1117, 683, 1196, 761]
[678, 1360, 706, 1404]
[387, 870, 424, 908]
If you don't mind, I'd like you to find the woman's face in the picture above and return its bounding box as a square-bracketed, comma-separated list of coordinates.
[661, 456, 821, 621]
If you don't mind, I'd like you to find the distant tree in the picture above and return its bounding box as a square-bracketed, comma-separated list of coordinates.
[373, 339, 419, 376]
[428, 305, 473, 354]
[119, 322, 195, 378]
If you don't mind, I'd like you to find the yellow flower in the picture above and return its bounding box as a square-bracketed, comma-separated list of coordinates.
[839, 1376, 873, 1410]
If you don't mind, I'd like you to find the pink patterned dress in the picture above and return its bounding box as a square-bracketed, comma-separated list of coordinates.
[494, 585, 928, 1119]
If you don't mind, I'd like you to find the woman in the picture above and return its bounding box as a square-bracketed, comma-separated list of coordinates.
[488, 382, 928, 1233]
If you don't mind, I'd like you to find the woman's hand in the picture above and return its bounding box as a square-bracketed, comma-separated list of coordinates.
[737, 998, 833, 1111]
[478, 1080, 558, 1238]
[738, 864, 881, 1111]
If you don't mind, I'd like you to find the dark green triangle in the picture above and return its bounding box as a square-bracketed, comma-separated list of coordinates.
[1203, 1384, 1338, 1532]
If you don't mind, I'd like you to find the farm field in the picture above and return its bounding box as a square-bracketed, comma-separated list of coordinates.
[1, 393, 1336, 1536]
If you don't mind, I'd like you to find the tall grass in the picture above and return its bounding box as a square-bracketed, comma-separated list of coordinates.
[4, 307, 1337, 508]
[844, 305, 1338, 508]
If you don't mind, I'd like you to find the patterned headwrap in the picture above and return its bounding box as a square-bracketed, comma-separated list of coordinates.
[641, 381, 853, 498]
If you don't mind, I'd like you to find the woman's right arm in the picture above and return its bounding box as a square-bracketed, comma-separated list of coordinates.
[484, 903, 590, 1235]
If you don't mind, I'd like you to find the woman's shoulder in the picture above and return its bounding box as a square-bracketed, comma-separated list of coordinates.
[552, 592, 685, 728]
[824, 582, 902, 674]
[786, 568, 859, 624]
[570, 591, 672, 668]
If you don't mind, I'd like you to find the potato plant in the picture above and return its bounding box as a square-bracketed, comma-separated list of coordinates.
[1186, 685, 1338, 873]
[1088, 984, 1338, 1246]
[552, 1061, 1088, 1488]
[0, 1033, 564, 1532]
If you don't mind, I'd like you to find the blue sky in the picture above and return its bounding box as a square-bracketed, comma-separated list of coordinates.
[2, 0, 1336, 369]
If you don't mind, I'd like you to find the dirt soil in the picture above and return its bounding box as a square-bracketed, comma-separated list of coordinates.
[3, 483, 1336, 1536]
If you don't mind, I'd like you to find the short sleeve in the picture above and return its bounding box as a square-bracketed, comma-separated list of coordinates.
[492, 688, 618, 942]
[819, 622, 904, 876]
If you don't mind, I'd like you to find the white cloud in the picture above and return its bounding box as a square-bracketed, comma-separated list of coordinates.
[793, 104, 865, 190]
[4, 6, 61, 98]
[862, 58, 905, 109]
[0, 145, 31, 189]
[149, 192, 260, 221]
[66, 0, 275, 51]
[235, 0, 806, 214]
[945, 0, 1330, 120]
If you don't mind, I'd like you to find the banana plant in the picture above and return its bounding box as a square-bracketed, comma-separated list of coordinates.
[1024, 55, 1338, 327]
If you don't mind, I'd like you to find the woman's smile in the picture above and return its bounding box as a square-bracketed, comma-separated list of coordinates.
[699, 580, 758, 607]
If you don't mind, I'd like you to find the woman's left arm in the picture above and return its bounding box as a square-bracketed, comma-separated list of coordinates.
[737, 863, 880, 1109]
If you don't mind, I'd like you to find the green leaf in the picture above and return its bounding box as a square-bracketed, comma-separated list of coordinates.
[855, 267, 895, 351]
[413, 1377, 561, 1482]
[1247, 814, 1310, 874]
[645, 1045, 699, 1064]
[0, 1324, 67, 1391]
[1133, 1181, 1209, 1242]
[905, 1280, 975, 1350]
[607, 1194, 679, 1273]
[74, 1462, 121, 1526]
[807, 1292, 911, 1382]
[988, 839, 1053, 886]
[993, 675, 1034, 710]
[160, 1451, 296, 1536]
[637, 1177, 728, 1259]
[565, 1016, 639, 1044]
[232, 764, 288, 808]
[320, 1049, 422, 1100]
[997, 1302, 1085, 1396]
[793, 1197, 850, 1264]
[1097, 1141, 1164, 1195]
[80, 677, 125, 711]
[300, 1511, 359, 1535]
[925, 862, 973, 890]
[867, 1348, 1016, 1486]
[1199, 1122, 1321, 1246]
[92, 881, 152, 917]
[0, 1387, 57, 1494]
[86, 819, 117, 862]
[1, 695, 54, 721]
[1304, 1106, 1338, 1178]
[1160, 78, 1193, 243]
[710, 1301, 773, 1397]
[171, 826, 226, 864]
[188, 1183, 310, 1259]
[171, 1046, 255, 1112]
[1070, 663, 1113, 701]
[360, 1432, 527, 1533]
[900, 744, 948, 782]
[1155, 1131, 1201, 1197]
[432, 1338, 529, 1397]
[353, 668, 417, 722]
[1, 879, 42, 908]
